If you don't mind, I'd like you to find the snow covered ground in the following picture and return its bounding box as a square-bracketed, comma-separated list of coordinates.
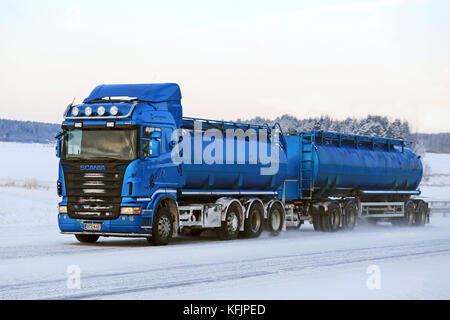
[0, 141, 450, 299]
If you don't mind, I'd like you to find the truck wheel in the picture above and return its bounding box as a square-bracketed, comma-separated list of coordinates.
[148, 208, 173, 246]
[404, 200, 416, 226]
[320, 206, 331, 232]
[75, 234, 99, 243]
[327, 202, 341, 232]
[414, 200, 427, 226]
[219, 203, 241, 240]
[243, 202, 264, 238]
[343, 201, 357, 230]
[266, 202, 284, 236]
[313, 213, 322, 231]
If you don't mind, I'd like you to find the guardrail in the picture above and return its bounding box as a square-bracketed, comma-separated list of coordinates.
[427, 201, 450, 217]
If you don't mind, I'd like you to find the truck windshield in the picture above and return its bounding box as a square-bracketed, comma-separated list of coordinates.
[63, 129, 137, 160]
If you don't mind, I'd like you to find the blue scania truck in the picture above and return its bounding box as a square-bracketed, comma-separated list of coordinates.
[56, 83, 429, 245]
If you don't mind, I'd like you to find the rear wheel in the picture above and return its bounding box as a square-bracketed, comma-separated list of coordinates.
[342, 200, 357, 230]
[414, 200, 427, 226]
[75, 234, 99, 243]
[327, 202, 341, 232]
[320, 206, 331, 232]
[404, 200, 416, 226]
[148, 207, 173, 246]
[219, 203, 241, 240]
[312, 211, 322, 231]
[243, 202, 264, 238]
[266, 202, 284, 236]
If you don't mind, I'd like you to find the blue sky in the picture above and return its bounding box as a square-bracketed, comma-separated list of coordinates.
[0, 0, 449, 132]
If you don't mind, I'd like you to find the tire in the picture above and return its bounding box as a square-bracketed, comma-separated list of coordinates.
[266, 202, 284, 236]
[327, 202, 342, 232]
[320, 206, 331, 232]
[403, 200, 416, 226]
[342, 200, 357, 231]
[75, 234, 99, 243]
[219, 203, 241, 240]
[243, 202, 264, 238]
[414, 200, 427, 226]
[148, 207, 173, 246]
[312, 212, 322, 231]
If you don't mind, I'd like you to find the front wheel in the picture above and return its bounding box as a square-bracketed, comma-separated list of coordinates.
[148, 208, 173, 246]
[219, 203, 241, 240]
[75, 234, 99, 243]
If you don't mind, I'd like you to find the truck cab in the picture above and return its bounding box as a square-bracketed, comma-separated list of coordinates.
[57, 84, 184, 244]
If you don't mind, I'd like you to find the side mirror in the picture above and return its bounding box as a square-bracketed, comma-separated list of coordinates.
[144, 139, 160, 158]
[56, 139, 61, 158]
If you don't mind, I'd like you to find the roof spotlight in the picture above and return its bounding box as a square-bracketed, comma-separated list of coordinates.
[97, 106, 106, 116]
[85, 106, 92, 116]
[71, 107, 80, 116]
[110, 105, 119, 116]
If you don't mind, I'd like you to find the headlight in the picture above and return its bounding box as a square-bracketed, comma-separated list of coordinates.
[97, 106, 105, 116]
[85, 106, 92, 116]
[120, 207, 141, 215]
[59, 205, 68, 213]
[71, 107, 79, 116]
[110, 105, 119, 116]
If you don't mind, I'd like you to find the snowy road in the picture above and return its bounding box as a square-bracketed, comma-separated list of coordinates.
[1, 217, 450, 300]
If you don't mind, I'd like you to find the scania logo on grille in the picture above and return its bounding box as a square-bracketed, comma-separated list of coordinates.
[80, 165, 106, 171]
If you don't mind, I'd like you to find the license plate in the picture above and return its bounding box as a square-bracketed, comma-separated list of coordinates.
[83, 223, 102, 231]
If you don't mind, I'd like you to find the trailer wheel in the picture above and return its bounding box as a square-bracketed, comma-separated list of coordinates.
[148, 207, 173, 246]
[266, 202, 284, 236]
[404, 200, 416, 226]
[320, 206, 331, 232]
[343, 201, 357, 230]
[75, 234, 99, 243]
[243, 202, 264, 238]
[312, 211, 322, 231]
[414, 200, 427, 226]
[219, 203, 241, 240]
[327, 202, 341, 232]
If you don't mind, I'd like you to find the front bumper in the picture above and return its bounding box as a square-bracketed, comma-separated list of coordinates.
[58, 213, 152, 236]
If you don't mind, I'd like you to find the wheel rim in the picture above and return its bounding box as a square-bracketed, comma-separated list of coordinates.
[271, 209, 281, 231]
[251, 209, 261, 233]
[228, 211, 239, 233]
[158, 215, 171, 238]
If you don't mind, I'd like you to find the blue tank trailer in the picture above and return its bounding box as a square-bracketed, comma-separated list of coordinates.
[56, 83, 429, 245]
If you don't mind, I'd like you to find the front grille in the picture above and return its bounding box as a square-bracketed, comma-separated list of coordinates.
[62, 161, 129, 220]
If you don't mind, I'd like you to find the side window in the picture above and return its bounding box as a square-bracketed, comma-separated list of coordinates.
[142, 126, 161, 157]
